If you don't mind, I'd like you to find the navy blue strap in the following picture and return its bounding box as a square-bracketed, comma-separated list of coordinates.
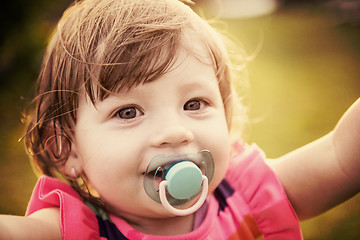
[96, 216, 128, 240]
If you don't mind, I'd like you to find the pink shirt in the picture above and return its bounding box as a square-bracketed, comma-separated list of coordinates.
[26, 144, 302, 239]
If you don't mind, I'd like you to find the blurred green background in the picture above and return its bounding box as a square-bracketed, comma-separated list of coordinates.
[0, 0, 359, 239]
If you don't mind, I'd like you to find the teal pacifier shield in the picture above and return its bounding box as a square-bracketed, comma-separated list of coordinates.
[165, 161, 203, 199]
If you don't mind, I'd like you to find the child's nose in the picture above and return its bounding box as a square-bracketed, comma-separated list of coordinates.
[150, 119, 194, 148]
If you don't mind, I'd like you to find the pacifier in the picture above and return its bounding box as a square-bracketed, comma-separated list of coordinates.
[143, 150, 214, 216]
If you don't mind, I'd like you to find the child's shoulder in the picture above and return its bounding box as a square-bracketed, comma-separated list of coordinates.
[226, 142, 287, 205]
[221, 142, 301, 238]
[26, 176, 100, 239]
[26, 176, 82, 215]
[227, 142, 267, 183]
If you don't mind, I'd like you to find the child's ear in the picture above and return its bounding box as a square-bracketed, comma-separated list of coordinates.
[64, 144, 83, 178]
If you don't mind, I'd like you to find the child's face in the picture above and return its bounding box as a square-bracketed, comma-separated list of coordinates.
[69, 37, 231, 219]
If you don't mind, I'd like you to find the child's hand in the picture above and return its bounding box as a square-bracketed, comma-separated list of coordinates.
[268, 98, 360, 220]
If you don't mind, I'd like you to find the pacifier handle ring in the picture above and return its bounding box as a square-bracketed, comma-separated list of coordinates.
[159, 175, 208, 216]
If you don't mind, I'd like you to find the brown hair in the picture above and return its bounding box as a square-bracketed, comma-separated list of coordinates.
[25, 0, 246, 207]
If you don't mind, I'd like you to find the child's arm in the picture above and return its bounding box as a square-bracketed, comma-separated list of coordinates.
[0, 208, 61, 239]
[268, 98, 360, 220]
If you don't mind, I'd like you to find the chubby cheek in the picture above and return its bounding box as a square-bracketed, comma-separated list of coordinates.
[202, 120, 231, 194]
[208, 142, 231, 194]
[82, 159, 144, 213]
[75, 138, 137, 194]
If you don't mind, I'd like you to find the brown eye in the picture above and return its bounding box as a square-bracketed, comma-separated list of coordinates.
[184, 99, 201, 111]
[117, 107, 137, 119]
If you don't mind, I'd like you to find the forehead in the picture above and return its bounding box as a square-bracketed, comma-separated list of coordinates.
[157, 36, 217, 85]
[180, 30, 214, 65]
[87, 30, 216, 101]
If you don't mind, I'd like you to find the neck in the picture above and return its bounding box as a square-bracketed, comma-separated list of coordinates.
[123, 213, 195, 236]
